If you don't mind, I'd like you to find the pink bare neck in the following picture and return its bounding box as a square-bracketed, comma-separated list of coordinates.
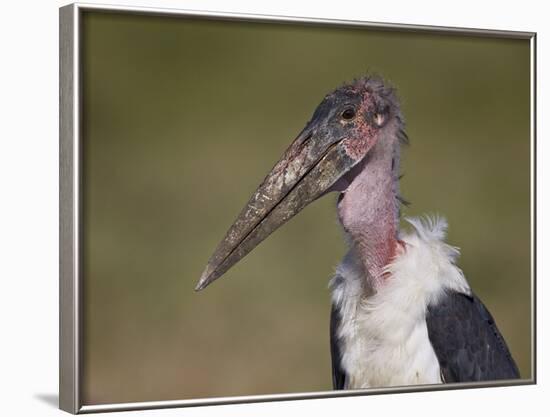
[337, 128, 401, 292]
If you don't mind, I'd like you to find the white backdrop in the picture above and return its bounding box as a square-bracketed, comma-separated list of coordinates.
[0, 0, 547, 416]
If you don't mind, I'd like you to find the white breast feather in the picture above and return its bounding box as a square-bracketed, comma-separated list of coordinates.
[330, 216, 471, 389]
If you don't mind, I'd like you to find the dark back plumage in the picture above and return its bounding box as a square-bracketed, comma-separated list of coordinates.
[426, 291, 520, 382]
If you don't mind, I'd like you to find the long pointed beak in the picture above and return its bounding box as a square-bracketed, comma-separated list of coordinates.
[195, 124, 358, 291]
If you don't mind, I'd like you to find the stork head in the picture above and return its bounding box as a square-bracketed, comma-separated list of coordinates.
[195, 76, 405, 291]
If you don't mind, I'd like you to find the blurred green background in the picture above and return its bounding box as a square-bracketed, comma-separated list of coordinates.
[81, 11, 531, 405]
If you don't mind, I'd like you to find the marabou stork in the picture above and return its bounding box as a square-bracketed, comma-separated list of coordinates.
[195, 76, 520, 389]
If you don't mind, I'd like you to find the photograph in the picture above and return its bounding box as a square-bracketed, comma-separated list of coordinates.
[59, 3, 534, 412]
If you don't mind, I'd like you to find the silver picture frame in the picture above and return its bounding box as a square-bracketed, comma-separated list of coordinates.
[59, 2, 537, 414]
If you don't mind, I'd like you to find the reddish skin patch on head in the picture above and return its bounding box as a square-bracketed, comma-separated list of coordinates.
[342, 91, 380, 161]
[342, 132, 374, 160]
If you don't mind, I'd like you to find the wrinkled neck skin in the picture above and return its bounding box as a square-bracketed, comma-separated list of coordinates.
[337, 124, 401, 293]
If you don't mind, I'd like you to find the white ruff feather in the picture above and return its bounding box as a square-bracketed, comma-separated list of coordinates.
[330, 215, 471, 389]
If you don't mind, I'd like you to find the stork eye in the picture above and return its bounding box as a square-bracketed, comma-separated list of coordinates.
[341, 108, 356, 120]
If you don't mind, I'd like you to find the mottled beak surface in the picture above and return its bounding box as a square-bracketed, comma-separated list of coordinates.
[195, 124, 359, 291]
[195, 79, 393, 291]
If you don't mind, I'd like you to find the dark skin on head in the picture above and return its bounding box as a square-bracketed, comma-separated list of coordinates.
[195, 76, 402, 291]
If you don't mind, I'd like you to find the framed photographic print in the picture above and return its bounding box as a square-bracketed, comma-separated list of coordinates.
[59, 2, 536, 414]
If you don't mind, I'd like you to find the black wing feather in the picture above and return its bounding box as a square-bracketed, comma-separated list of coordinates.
[427, 291, 520, 382]
[330, 304, 347, 389]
